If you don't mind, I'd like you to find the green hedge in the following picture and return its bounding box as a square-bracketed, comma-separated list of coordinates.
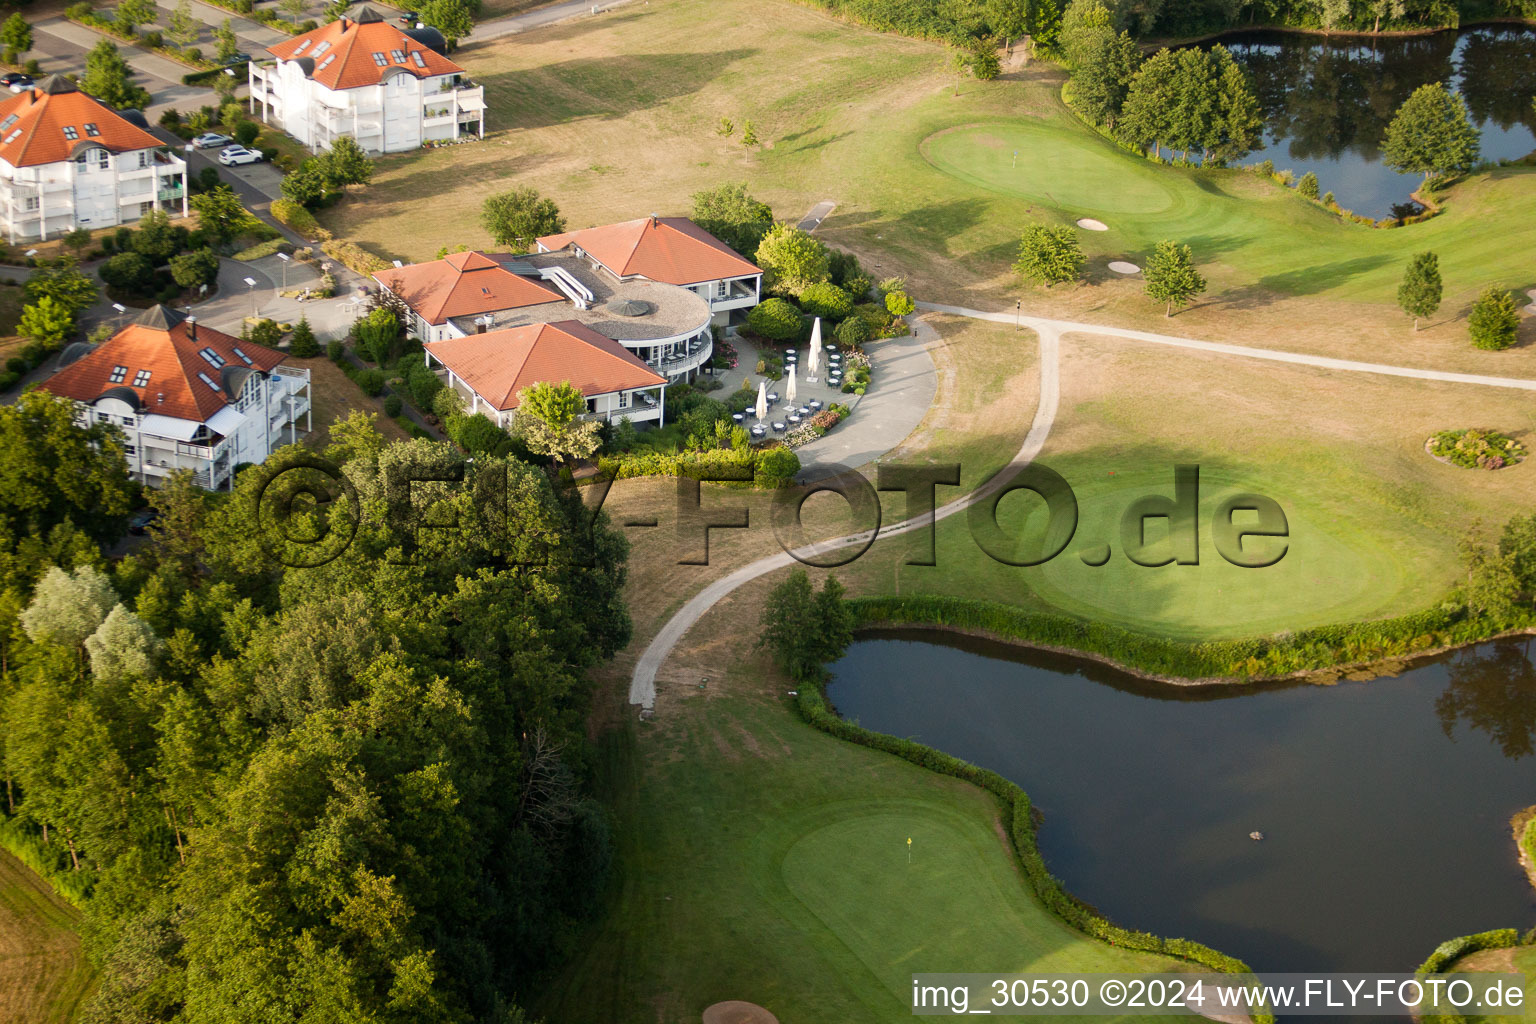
[595, 444, 800, 488]
[791, 679, 1271, 1021]
[269, 198, 321, 238]
[847, 594, 1532, 681]
[1414, 928, 1528, 1024]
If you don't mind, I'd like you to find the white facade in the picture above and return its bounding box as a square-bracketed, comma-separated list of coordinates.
[432, 360, 665, 430]
[0, 146, 187, 244]
[248, 61, 485, 155]
[80, 367, 312, 490]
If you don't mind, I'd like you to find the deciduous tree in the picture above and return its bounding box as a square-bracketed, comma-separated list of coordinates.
[481, 187, 564, 253]
[754, 223, 830, 295]
[691, 182, 774, 257]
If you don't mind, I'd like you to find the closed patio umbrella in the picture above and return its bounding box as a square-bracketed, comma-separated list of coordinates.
[808, 317, 823, 377]
[785, 364, 797, 404]
[755, 380, 768, 421]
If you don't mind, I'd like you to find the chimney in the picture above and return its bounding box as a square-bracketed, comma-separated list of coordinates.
[340, 16, 350, 30]
[650, 213, 658, 227]
[186, 315, 197, 340]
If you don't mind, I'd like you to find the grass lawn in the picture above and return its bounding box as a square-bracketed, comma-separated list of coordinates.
[287, 355, 412, 445]
[322, 0, 1536, 373]
[0, 851, 94, 1024]
[538, 647, 1210, 1024]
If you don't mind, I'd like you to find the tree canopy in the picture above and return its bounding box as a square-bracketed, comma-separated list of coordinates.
[1014, 224, 1085, 286]
[1397, 250, 1442, 330]
[1143, 239, 1206, 316]
[691, 183, 774, 258]
[83, 39, 150, 111]
[1382, 82, 1479, 183]
[481, 188, 565, 254]
[754, 223, 831, 295]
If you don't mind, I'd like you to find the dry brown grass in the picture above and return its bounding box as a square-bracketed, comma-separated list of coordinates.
[287, 355, 412, 445]
[0, 851, 93, 1024]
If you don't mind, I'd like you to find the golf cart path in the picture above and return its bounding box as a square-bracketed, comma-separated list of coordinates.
[629, 301, 1536, 709]
[921, 302, 1536, 392]
[627, 322, 1062, 709]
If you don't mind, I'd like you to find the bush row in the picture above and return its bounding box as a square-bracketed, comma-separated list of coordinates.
[322, 236, 392, 275]
[270, 198, 322, 238]
[64, 5, 216, 70]
[1414, 928, 1530, 1024]
[845, 593, 1533, 681]
[595, 444, 800, 489]
[791, 681, 1270, 1017]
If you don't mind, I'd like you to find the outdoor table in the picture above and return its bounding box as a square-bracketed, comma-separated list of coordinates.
[785, 349, 796, 357]
[732, 413, 744, 423]
[772, 421, 787, 433]
[787, 413, 801, 425]
[750, 425, 766, 438]
[799, 405, 811, 416]
[767, 392, 779, 403]
[808, 399, 823, 411]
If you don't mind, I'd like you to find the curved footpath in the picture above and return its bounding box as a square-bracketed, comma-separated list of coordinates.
[629, 303, 1536, 709]
[628, 324, 1062, 709]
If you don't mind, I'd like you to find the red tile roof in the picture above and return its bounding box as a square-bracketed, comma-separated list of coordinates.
[537, 217, 761, 287]
[374, 251, 563, 325]
[41, 306, 284, 423]
[0, 77, 164, 168]
[267, 10, 463, 92]
[428, 320, 665, 411]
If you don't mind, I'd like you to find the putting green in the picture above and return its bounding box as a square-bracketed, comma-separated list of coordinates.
[1017, 464, 1417, 638]
[922, 124, 1181, 217]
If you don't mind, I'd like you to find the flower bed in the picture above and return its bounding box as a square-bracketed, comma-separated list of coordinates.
[1426, 429, 1527, 470]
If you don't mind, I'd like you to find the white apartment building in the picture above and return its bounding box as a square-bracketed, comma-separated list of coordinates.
[0, 76, 187, 243]
[248, 5, 485, 155]
[40, 305, 311, 490]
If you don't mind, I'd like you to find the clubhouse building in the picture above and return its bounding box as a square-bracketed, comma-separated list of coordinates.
[373, 217, 764, 427]
[39, 305, 311, 489]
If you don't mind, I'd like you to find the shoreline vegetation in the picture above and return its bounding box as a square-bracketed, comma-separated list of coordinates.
[847, 594, 1536, 688]
[1144, 15, 1536, 47]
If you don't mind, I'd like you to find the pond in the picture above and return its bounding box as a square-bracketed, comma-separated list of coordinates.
[825, 631, 1536, 977]
[1207, 26, 1536, 218]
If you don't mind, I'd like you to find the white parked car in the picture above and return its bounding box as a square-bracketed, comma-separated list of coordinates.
[192, 132, 233, 149]
[218, 146, 264, 166]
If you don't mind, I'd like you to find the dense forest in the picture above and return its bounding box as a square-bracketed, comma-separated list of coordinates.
[0, 392, 630, 1023]
[791, 0, 1535, 47]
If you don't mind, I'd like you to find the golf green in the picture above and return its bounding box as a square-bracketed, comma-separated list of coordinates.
[922, 124, 1181, 217]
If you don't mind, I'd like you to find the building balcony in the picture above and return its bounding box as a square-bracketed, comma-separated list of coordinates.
[647, 336, 712, 379]
[157, 186, 184, 203]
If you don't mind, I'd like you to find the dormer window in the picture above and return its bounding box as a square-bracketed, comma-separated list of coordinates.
[132, 369, 151, 387]
[84, 123, 98, 137]
[108, 365, 127, 383]
[390, 49, 406, 63]
[411, 52, 426, 68]
[197, 371, 221, 392]
[294, 38, 312, 55]
[4, 129, 22, 144]
[318, 54, 336, 71]
[62, 125, 77, 140]
[313, 40, 331, 56]
[232, 346, 254, 366]
[372, 52, 388, 66]
[0, 115, 17, 132]
[198, 346, 226, 368]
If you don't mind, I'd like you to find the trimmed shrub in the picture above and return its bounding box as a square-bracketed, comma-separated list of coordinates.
[745, 297, 803, 341]
[326, 340, 344, 362]
[269, 197, 321, 237]
[383, 394, 403, 417]
[835, 313, 872, 350]
[357, 368, 385, 396]
[797, 281, 854, 321]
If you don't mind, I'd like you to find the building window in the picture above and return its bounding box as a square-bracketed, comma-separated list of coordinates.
[97, 150, 109, 170]
[137, 151, 150, 168]
[123, 444, 135, 456]
[618, 391, 630, 409]
[96, 411, 109, 422]
[24, 196, 38, 211]
[390, 49, 406, 63]
[294, 38, 312, 55]
[139, 201, 154, 217]
[197, 371, 221, 392]
[716, 280, 729, 298]
[84, 123, 99, 137]
[62, 126, 78, 140]
[318, 53, 336, 71]
[108, 365, 128, 383]
[313, 40, 331, 56]
[372, 51, 388, 66]
[199, 347, 227, 369]
[411, 51, 427, 68]
[132, 369, 151, 387]
[586, 398, 597, 413]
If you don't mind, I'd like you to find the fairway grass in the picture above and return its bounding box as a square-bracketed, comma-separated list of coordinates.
[323, 0, 1536, 373]
[537, 659, 1209, 1024]
[0, 851, 94, 1024]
